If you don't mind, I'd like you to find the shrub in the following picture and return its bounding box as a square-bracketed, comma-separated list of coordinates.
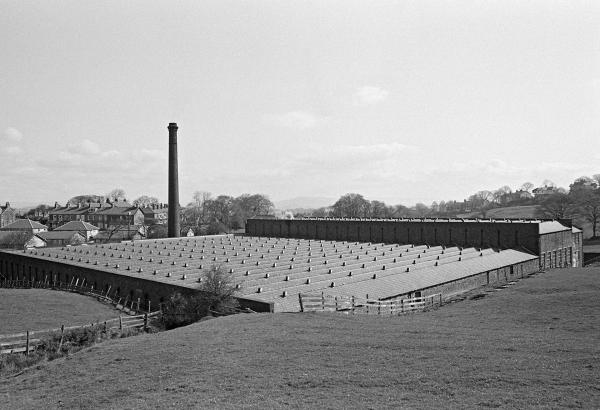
[162, 264, 239, 329]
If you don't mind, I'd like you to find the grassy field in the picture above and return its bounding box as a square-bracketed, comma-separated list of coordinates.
[0, 289, 121, 334]
[457, 205, 543, 219]
[1, 268, 599, 409]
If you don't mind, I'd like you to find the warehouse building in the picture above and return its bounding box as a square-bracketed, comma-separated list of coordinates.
[0, 218, 581, 312]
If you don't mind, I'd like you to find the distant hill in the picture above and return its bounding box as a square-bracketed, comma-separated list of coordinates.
[274, 196, 335, 210]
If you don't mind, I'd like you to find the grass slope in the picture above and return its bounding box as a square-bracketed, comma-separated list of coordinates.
[2, 268, 599, 409]
[0, 289, 120, 334]
[485, 205, 542, 219]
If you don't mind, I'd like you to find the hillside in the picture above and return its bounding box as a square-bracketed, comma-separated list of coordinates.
[0, 289, 120, 334]
[1, 268, 599, 409]
[457, 205, 543, 219]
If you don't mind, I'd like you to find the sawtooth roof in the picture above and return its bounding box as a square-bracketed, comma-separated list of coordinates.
[8, 235, 540, 312]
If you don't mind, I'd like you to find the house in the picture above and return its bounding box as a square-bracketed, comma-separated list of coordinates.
[53, 220, 100, 241]
[48, 198, 135, 229]
[532, 185, 559, 199]
[140, 204, 168, 226]
[0, 202, 16, 228]
[36, 231, 86, 247]
[93, 225, 145, 243]
[91, 205, 144, 230]
[0, 219, 48, 234]
[0, 231, 46, 249]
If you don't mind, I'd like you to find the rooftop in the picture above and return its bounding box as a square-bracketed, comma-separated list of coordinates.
[5, 235, 537, 312]
[0, 219, 47, 231]
[54, 220, 99, 231]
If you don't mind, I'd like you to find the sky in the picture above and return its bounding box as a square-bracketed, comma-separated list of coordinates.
[1, 0, 599, 208]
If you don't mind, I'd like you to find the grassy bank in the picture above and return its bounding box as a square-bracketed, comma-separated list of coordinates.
[0, 289, 120, 334]
[1, 268, 599, 409]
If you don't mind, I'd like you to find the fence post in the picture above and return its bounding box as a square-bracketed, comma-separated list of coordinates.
[366, 294, 369, 315]
[143, 313, 148, 332]
[334, 296, 338, 311]
[351, 296, 355, 315]
[57, 325, 64, 353]
[25, 331, 30, 356]
[298, 293, 304, 312]
[119, 315, 123, 330]
[321, 292, 325, 311]
[378, 301, 381, 315]
[147, 300, 151, 313]
[137, 298, 141, 312]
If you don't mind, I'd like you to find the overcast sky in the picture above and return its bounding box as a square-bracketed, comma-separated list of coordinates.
[1, 1, 599, 207]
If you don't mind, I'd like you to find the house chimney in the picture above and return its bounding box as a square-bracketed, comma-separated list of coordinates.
[168, 122, 180, 237]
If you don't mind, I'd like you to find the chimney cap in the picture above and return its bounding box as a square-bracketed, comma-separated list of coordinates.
[168, 122, 178, 128]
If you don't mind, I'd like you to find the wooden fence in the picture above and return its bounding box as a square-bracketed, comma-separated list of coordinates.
[0, 278, 153, 315]
[299, 293, 443, 315]
[0, 311, 161, 356]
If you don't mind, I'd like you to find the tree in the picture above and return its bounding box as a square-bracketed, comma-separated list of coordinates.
[369, 200, 389, 218]
[132, 196, 159, 207]
[520, 182, 534, 193]
[161, 264, 239, 329]
[68, 194, 105, 205]
[542, 179, 556, 188]
[205, 195, 234, 231]
[570, 188, 600, 238]
[470, 190, 493, 210]
[541, 192, 572, 219]
[331, 194, 370, 218]
[414, 203, 429, 217]
[569, 176, 598, 193]
[106, 188, 127, 201]
[392, 204, 410, 218]
[0, 231, 33, 249]
[232, 194, 274, 228]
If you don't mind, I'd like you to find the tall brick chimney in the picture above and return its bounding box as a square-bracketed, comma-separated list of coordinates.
[168, 122, 180, 237]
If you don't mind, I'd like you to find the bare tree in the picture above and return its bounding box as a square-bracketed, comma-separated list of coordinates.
[520, 182, 534, 192]
[132, 195, 159, 207]
[106, 188, 127, 201]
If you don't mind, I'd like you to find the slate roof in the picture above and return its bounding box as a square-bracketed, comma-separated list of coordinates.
[37, 231, 85, 241]
[538, 221, 570, 234]
[0, 219, 47, 231]
[54, 220, 99, 231]
[8, 235, 542, 312]
[96, 206, 140, 216]
[321, 249, 537, 301]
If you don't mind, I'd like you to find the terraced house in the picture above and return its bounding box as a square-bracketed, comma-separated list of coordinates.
[49, 199, 143, 230]
[0, 202, 16, 228]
